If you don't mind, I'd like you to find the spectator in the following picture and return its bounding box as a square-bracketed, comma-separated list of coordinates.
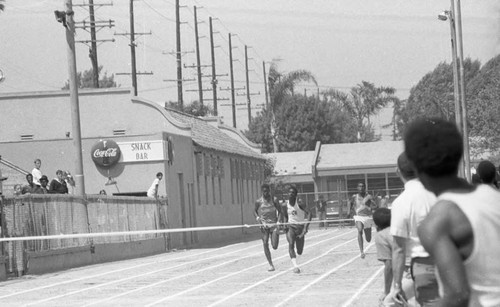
[99, 189, 107, 195]
[373, 208, 393, 300]
[471, 173, 481, 185]
[13, 184, 23, 196]
[405, 118, 500, 306]
[49, 170, 68, 194]
[21, 174, 37, 194]
[378, 193, 391, 209]
[147, 172, 163, 199]
[385, 152, 437, 307]
[476, 160, 498, 189]
[31, 158, 42, 187]
[316, 194, 327, 230]
[63, 171, 76, 194]
[33, 175, 49, 194]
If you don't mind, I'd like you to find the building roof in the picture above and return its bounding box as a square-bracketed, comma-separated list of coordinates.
[166, 109, 266, 160]
[317, 141, 404, 170]
[265, 151, 315, 176]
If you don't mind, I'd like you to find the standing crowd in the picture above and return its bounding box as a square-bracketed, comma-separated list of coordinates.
[372, 118, 500, 307]
[14, 159, 75, 196]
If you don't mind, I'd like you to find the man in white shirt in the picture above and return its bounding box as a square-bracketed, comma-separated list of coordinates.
[31, 158, 42, 187]
[147, 172, 163, 199]
[385, 152, 437, 306]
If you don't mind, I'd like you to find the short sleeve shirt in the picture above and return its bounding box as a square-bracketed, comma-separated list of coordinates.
[147, 178, 160, 198]
[390, 179, 437, 259]
[375, 228, 392, 261]
[32, 168, 42, 186]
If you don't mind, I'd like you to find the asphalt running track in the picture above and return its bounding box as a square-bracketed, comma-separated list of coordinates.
[0, 227, 385, 306]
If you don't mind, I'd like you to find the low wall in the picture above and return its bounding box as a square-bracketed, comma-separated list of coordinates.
[0, 195, 167, 278]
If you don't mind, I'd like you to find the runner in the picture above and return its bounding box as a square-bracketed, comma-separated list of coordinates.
[349, 182, 376, 259]
[254, 183, 281, 272]
[283, 186, 312, 274]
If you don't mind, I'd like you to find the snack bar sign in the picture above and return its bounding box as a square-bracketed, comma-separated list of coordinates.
[117, 140, 167, 162]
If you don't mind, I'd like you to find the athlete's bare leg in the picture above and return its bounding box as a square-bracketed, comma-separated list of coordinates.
[296, 236, 305, 255]
[261, 229, 274, 271]
[355, 221, 366, 258]
[364, 227, 372, 243]
[286, 227, 301, 273]
[271, 227, 279, 250]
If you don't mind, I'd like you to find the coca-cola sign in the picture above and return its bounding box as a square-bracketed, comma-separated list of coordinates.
[91, 140, 121, 168]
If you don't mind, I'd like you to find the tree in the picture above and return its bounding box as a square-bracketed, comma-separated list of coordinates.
[268, 63, 317, 152]
[323, 81, 399, 142]
[245, 94, 358, 153]
[165, 100, 214, 117]
[62, 66, 117, 89]
[466, 54, 500, 157]
[396, 58, 480, 138]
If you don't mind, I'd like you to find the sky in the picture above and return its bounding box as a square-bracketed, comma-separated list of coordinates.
[0, 0, 499, 136]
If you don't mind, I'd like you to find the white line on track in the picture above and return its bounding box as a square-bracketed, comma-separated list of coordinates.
[22, 242, 264, 306]
[21, 229, 336, 306]
[341, 264, 384, 307]
[207, 235, 358, 307]
[275, 242, 375, 307]
[145, 229, 354, 306]
[87, 229, 347, 306]
[0, 243, 241, 299]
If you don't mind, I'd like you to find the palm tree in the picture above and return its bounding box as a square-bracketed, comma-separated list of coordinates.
[323, 81, 399, 142]
[267, 63, 317, 152]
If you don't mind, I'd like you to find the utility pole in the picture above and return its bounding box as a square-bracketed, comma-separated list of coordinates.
[58, 0, 85, 195]
[74, 0, 114, 88]
[449, 1, 464, 178]
[115, 0, 152, 96]
[176, 0, 183, 109]
[193, 6, 203, 107]
[243, 46, 260, 125]
[88, 0, 99, 87]
[455, 0, 471, 182]
[209, 16, 218, 115]
[229, 33, 236, 128]
[129, 0, 137, 95]
[245, 45, 251, 125]
[263, 61, 269, 107]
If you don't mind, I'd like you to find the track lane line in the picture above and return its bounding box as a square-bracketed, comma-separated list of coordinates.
[275, 242, 375, 307]
[145, 229, 354, 306]
[21, 229, 337, 306]
[341, 264, 384, 307]
[0, 241, 247, 299]
[85, 229, 349, 306]
[206, 235, 357, 307]
[22, 243, 264, 306]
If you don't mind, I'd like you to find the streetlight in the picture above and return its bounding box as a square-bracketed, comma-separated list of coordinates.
[438, 1, 470, 181]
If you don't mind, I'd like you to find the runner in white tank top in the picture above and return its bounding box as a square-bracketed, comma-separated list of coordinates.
[283, 186, 311, 274]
